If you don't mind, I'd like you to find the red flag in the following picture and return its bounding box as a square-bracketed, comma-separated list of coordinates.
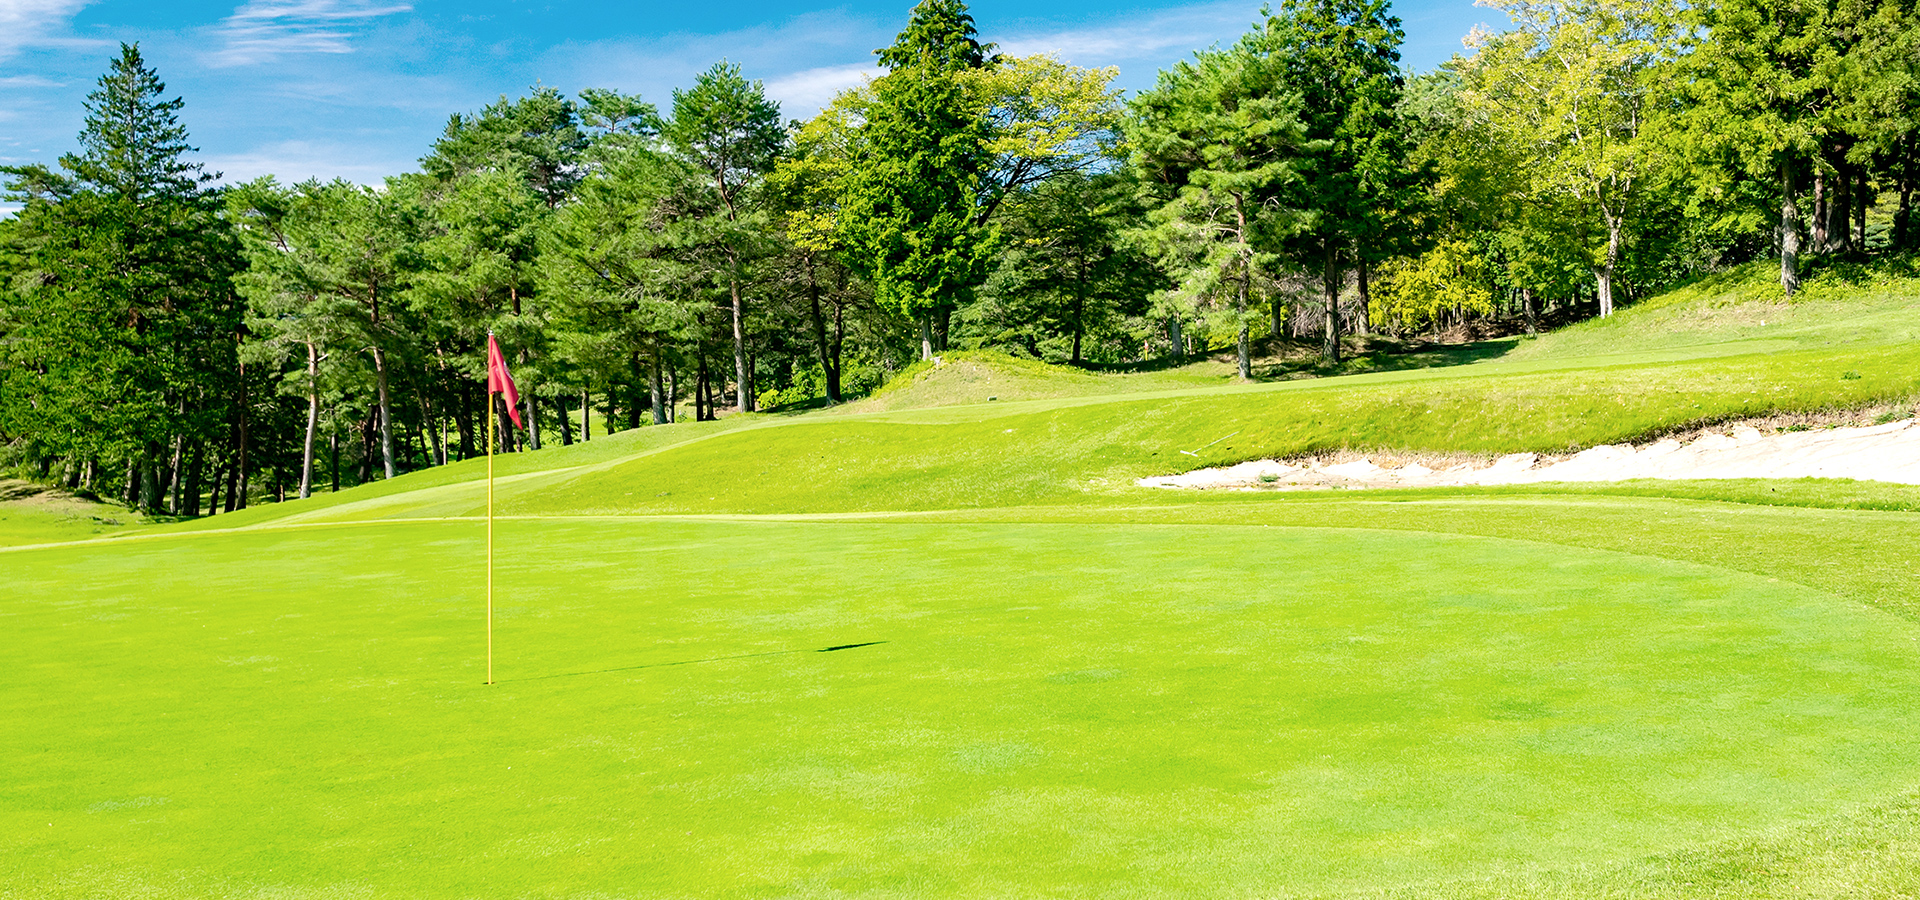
[486, 333, 523, 429]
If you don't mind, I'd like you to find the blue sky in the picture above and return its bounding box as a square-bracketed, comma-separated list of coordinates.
[1, 0, 1504, 190]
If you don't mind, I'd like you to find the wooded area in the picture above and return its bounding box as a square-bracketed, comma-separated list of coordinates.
[3, 0, 1916, 514]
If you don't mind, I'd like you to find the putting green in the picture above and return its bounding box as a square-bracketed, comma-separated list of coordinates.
[5, 518, 1918, 898]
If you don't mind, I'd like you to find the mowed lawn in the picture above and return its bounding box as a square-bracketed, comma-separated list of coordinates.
[6, 512, 1920, 899]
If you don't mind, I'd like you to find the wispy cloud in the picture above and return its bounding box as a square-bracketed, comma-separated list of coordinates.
[0, 74, 64, 88]
[543, 9, 891, 118]
[207, 0, 412, 67]
[996, 2, 1254, 64]
[0, 0, 106, 60]
[764, 62, 878, 115]
[201, 138, 411, 185]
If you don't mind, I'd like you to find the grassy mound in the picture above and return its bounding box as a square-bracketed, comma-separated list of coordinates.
[0, 479, 146, 547]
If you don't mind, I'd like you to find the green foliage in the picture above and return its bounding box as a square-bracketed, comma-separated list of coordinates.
[843, 0, 997, 356]
[970, 172, 1162, 363]
[540, 140, 712, 420]
[1127, 35, 1304, 378]
[1371, 239, 1496, 332]
[1258, 0, 1426, 356]
[423, 87, 589, 208]
[0, 43, 239, 511]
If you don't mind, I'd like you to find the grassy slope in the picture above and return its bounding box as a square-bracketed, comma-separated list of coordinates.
[9, 260, 1920, 898]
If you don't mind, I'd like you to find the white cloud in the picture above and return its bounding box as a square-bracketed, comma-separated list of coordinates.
[207, 0, 412, 67]
[763, 62, 878, 115]
[543, 9, 891, 118]
[0, 0, 105, 61]
[996, 2, 1254, 65]
[0, 74, 63, 87]
[201, 138, 409, 185]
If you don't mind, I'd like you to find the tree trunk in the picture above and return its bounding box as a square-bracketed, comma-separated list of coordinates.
[1897, 133, 1917, 250]
[1168, 316, 1183, 359]
[650, 336, 667, 425]
[526, 394, 541, 450]
[1857, 166, 1870, 251]
[803, 255, 841, 402]
[665, 364, 677, 423]
[1782, 157, 1802, 299]
[1522, 287, 1539, 336]
[300, 342, 319, 499]
[330, 432, 340, 493]
[934, 307, 951, 353]
[1235, 254, 1252, 380]
[358, 411, 375, 482]
[1595, 212, 1622, 318]
[184, 443, 202, 516]
[1355, 260, 1371, 337]
[1832, 160, 1853, 254]
[138, 453, 160, 513]
[1071, 256, 1086, 365]
[695, 354, 709, 421]
[207, 456, 224, 515]
[167, 431, 184, 515]
[919, 311, 935, 362]
[729, 274, 751, 412]
[432, 399, 448, 466]
[1811, 166, 1830, 252]
[581, 389, 592, 440]
[626, 353, 643, 430]
[556, 392, 573, 446]
[1321, 242, 1343, 363]
[233, 364, 250, 511]
[373, 347, 395, 479]
[829, 287, 846, 403]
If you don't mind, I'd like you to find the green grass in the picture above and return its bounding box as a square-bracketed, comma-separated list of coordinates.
[0, 481, 146, 547]
[7, 511, 1920, 898]
[9, 258, 1920, 898]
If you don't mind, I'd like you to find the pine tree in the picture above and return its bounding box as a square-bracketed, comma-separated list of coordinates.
[844, 0, 997, 360]
[0, 43, 240, 512]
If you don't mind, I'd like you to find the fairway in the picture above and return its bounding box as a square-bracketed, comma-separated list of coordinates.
[7, 516, 1919, 898]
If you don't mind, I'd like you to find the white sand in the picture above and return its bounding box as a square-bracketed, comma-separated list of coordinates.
[1138, 419, 1920, 490]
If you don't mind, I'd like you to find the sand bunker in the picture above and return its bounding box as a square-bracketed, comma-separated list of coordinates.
[1139, 419, 1920, 490]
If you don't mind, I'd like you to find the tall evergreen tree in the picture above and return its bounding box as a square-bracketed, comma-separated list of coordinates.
[1127, 37, 1306, 379]
[662, 62, 784, 412]
[0, 43, 240, 512]
[845, 0, 997, 360]
[1257, 0, 1424, 359]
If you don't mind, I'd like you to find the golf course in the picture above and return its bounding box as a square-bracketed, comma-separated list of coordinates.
[5, 261, 1920, 899]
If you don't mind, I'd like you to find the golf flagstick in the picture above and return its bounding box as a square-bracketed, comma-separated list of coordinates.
[487, 373, 494, 685]
[484, 332, 522, 685]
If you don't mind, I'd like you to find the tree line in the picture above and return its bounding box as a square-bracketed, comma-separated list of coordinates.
[4, 0, 1916, 514]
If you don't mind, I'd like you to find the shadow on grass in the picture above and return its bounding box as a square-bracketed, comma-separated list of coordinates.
[1253, 335, 1526, 381]
[519, 640, 889, 682]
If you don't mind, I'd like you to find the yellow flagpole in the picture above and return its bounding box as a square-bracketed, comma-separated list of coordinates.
[487, 380, 495, 685]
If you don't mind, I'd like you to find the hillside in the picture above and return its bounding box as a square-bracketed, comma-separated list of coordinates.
[108, 260, 1911, 531]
